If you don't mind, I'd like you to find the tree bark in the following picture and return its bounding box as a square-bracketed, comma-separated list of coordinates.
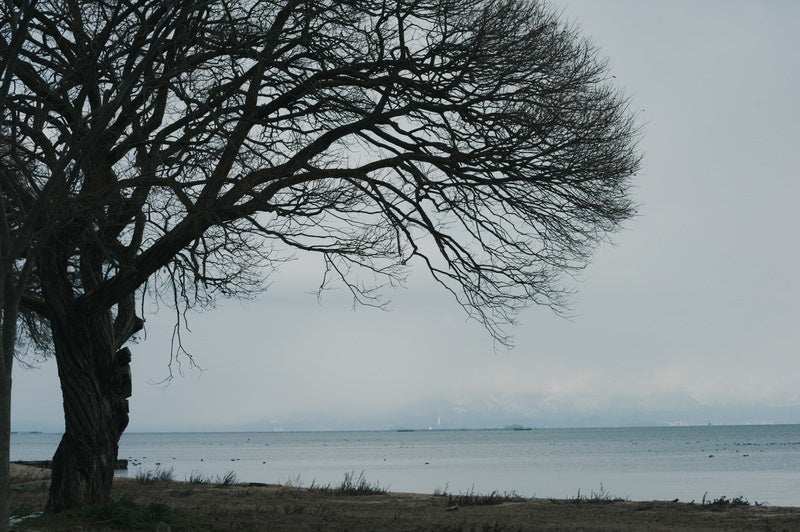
[0, 367, 11, 532]
[1, 277, 19, 532]
[44, 308, 131, 512]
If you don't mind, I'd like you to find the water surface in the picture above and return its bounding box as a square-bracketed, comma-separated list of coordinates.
[12, 425, 800, 506]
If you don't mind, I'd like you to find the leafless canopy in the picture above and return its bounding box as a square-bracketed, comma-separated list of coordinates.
[2, 0, 639, 346]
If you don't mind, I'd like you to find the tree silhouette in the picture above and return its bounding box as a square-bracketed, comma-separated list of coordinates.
[1, 0, 640, 512]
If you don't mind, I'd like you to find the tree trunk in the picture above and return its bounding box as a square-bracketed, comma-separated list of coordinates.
[1, 278, 19, 532]
[45, 309, 131, 512]
[0, 367, 11, 532]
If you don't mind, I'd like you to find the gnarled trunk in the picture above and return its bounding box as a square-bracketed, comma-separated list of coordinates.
[45, 309, 131, 512]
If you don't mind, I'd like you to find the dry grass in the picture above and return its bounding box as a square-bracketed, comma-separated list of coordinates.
[9, 463, 50, 483]
[8, 466, 800, 531]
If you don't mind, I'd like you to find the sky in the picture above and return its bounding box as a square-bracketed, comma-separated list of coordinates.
[11, 0, 800, 432]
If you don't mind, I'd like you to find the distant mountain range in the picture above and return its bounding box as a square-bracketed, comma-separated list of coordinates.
[17, 392, 800, 433]
[244, 393, 800, 432]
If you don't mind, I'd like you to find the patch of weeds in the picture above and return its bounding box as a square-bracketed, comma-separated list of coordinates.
[187, 470, 208, 484]
[135, 465, 174, 483]
[185, 469, 238, 486]
[433, 483, 450, 497]
[444, 485, 525, 507]
[336, 471, 388, 496]
[276, 475, 310, 498]
[569, 484, 628, 504]
[18, 497, 199, 530]
[10, 466, 49, 483]
[281, 474, 305, 489]
[282, 471, 386, 496]
[215, 470, 239, 486]
[306, 478, 333, 493]
[701, 492, 755, 507]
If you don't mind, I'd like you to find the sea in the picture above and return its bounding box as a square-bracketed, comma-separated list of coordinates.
[11, 424, 800, 507]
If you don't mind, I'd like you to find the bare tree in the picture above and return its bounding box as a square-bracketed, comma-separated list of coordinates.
[2, 0, 640, 512]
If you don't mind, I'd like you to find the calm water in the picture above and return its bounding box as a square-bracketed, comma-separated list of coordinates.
[12, 425, 800, 506]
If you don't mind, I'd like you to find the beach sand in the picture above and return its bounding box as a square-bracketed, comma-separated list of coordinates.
[9, 465, 800, 530]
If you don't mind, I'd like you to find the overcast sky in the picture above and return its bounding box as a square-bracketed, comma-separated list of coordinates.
[11, 0, 800, 432]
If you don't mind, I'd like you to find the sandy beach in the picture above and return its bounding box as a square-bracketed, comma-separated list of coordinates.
[9, 464, 800, 530]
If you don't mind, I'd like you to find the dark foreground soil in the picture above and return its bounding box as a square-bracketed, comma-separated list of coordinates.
[10, 470, 800, 531]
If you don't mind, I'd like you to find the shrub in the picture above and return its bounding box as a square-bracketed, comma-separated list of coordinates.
[335, 471, 388, 496]
[135, 466, 174, 484]
[443, 486, 525, 507]
[186, 469, 238, 486]
[568, 484, 628, 504]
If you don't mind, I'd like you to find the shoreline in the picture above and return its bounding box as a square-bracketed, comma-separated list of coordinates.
[10, 466, 800, 530]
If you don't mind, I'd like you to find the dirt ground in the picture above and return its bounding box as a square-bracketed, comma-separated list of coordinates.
[9, 465, 800, 531]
